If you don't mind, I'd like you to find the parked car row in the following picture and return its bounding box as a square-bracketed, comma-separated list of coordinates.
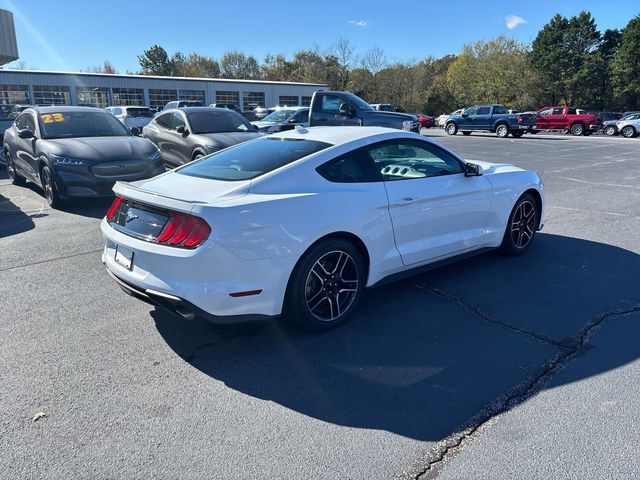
[436, 104, 640, 138]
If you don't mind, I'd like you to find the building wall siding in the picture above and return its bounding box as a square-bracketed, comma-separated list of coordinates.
[0, 70, 327, 108]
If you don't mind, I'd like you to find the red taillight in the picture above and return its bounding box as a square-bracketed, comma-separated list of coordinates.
[106, 196, 123, 221]
[156, 212, 211, 249]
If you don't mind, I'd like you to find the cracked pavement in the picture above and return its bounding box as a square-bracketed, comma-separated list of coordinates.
[1, 130, 639, 479]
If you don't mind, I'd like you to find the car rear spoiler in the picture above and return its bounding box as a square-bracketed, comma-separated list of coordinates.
[112, 181, 204, 214]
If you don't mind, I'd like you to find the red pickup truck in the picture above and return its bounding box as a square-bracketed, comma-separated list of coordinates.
[533, 107, 601, 136]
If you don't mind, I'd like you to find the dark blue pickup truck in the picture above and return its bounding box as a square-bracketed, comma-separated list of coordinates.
[445, 104, 536, 138]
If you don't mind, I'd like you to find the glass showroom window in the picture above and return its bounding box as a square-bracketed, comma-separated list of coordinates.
[301, 96, 312, 107]
[279, 95, 299, 106]
[76, 87, 109, 108]
[243, 91, 265, 111]
[33, 86, 71, 106]
[0, 84, 30, 114]
[178, 90, 205, 103]
[149, 89, 177, 109]
[215, 91, 239, 108]
[112, 88, 144, 106]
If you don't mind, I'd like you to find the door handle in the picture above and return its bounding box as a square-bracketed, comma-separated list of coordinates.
[401, 197, 417, 204]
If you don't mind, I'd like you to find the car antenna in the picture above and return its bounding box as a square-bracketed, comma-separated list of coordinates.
[295, 124, 308, 134]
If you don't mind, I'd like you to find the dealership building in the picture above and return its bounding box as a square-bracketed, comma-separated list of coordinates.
[0, 69, 328, 111]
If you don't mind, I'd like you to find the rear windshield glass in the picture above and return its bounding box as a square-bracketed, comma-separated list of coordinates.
[39, 111, 131, 139]
[187, 111, 255, 134]
[126, 108, 153, 118]
[177, 137, 331, 181]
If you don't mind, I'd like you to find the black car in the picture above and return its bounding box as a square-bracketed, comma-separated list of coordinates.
[3, 106, 165, 208]
[142, 107, 262, 168]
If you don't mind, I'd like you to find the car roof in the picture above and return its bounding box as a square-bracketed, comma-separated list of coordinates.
[166, 107, 240, 114]
[31, 106, 107, 114]
[268, 126, 416, 146]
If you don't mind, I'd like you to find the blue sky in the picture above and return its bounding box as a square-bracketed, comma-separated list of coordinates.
[2, 0, 638, 73]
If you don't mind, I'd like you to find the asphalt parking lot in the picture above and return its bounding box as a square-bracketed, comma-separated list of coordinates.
[1, 130, 639, 479]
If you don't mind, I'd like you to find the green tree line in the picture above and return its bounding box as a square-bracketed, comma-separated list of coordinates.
[131, 11, 640, 114]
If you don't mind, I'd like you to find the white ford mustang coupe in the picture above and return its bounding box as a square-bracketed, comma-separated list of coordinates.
[101, 126, 544, 330]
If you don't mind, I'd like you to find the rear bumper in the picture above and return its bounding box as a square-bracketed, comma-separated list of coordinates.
[100, 218, 292, 320]
[588, 124, 600, 131]
[105, 267, 273, 324]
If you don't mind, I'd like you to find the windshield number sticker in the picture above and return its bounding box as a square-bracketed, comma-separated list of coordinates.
[40, 113, 65, 124]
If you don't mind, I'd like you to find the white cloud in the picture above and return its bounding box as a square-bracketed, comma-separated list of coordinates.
[505, 15, 527, 30]
[348, 20, 368, 28]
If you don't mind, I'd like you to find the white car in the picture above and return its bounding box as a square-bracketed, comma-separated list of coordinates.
[616, 117, 640, 138]
[436, 109, 463, 127]
[101, 126, 544, 330]
[105, 106, 155, 131]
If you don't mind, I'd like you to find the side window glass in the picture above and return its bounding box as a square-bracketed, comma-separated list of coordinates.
[477, 107, 491, 115]
[169, 112, 186, 130]
[566, 108, 577, 115]
[320, 95, 342, 115]
[293, 110, 308, 123]
[552, 108, 564, 115]
[317, 149, 382, 183]
[539, 109, 552, 116]
[493, 106, 508, 114]
[24, 114, 36, 131]
[368, 141, 463, 181]
[113, 108, 123, 116]
[155, 113, 171, 128]
[464, 107, 477, 116]
[14, 114, 26, 130]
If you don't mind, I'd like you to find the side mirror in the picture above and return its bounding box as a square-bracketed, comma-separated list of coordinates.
[18, 128, 35, 139]
[339, 105, 354, 117]
[130, 126, 142, 136]
[289, 118, 298, 124]
[176, 125, 188, 135]
[464, 163, 482, 177]
[461, 111, 468, 117]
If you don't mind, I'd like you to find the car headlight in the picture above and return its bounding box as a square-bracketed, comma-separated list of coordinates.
[50, 154, 86, 166]
[147, 148, 162, 161]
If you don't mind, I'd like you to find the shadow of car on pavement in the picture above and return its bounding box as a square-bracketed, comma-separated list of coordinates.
[150, 233, 640, 441]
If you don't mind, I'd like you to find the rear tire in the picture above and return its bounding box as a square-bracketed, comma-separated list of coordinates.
[570, 123, 585, 136]
[496, 124, 509, 138]
[445, 123, 458, 135]
[6, 151, 26, 186]
[621, 126, 636, 138]
[284, 238, 366, 332]
[501, 193, 539, 256]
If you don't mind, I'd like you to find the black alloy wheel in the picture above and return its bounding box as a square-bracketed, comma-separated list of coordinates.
[285, 238, 365, 331]
[501, 193, 538, 255]
[41, 165, 62, 208]
[6, 151, 26, 186]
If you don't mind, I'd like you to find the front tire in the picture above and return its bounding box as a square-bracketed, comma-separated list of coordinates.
[41, 165, 63, 209]
[620, 126, 636, 138]
[501, 193, 539, 255]
[445, 123, 458, 135]
[284, 238, 366, 331]
[6, 151, 26, 186]
[603, 125, 616, 136]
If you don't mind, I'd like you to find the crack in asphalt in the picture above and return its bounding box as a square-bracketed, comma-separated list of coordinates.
[397, 302, 640, 480]
[414, 283, 571, 348]
[0, 248, 103, 273]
